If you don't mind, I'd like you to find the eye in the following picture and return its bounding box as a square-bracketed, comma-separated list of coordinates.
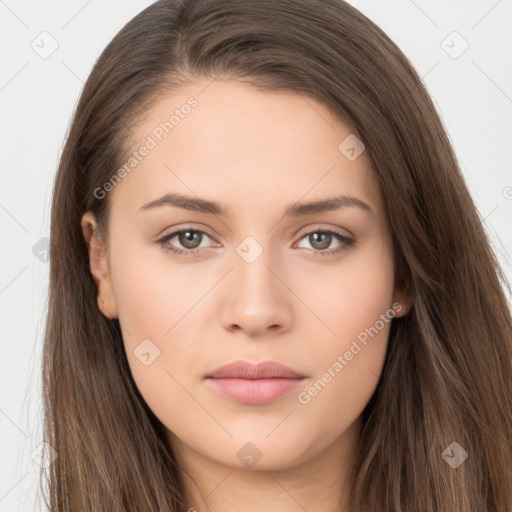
[294, 228, 354, 256]
[158, 226, 218, 258]
[157, 226, 355, 258]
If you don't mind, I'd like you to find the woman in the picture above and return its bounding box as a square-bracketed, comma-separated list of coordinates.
[42, 0, 512, 510]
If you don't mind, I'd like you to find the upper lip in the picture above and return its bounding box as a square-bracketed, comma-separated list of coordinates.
[206, 360, 306, 379]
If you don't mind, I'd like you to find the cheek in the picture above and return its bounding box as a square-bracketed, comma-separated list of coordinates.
[297, 236, 396, 347]
[109, 237, 195, 337]
[295, 299, 393, 448]
[293, 239, 395, 421]
[107, 237, 205, 407]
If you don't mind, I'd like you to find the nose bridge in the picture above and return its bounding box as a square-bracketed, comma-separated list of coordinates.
[220, 231, 293, 334]
[234, 232, 282, 302]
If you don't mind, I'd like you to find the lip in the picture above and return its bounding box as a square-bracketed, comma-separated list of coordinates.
[205, 360, 307, 405]
[207, 360, 306, 379]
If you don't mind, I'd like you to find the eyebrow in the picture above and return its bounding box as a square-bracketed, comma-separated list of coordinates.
[138, 192, 374, 218]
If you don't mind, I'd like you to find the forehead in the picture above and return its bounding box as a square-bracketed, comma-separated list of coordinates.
[109, 78, 382, 218]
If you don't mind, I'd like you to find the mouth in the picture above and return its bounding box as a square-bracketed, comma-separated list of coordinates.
[205, 360, 307, 405]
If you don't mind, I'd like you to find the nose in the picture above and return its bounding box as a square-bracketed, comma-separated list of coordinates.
[219, 246, 293, 338]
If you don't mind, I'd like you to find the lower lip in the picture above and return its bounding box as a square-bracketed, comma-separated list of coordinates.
[205, 377, 305, 405]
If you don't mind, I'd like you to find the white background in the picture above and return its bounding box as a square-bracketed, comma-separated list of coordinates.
[1, 1, 511, 510]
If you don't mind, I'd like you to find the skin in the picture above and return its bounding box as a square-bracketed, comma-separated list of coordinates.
[82, 77, 411, 512]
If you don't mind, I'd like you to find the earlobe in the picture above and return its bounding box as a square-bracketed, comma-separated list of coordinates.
[81, 211, 118, 320]
[392, 286, 413, 318]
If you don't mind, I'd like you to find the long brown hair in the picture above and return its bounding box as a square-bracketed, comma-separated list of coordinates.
[41, 0, 512, 510]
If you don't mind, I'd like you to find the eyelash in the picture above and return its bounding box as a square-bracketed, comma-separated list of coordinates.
[157, 225, 355, 259]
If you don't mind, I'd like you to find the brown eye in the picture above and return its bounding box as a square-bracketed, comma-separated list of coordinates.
[158, 228, 217, 258]
[295, 228, 355, 256]
[308, 232, 332, 251]
[158, 226, 354, 259]
[177, 230, 203, 250]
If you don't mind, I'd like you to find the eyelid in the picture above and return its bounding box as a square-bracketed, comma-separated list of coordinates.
[294, 223, 354, 239]
[156, 222, 216, 238]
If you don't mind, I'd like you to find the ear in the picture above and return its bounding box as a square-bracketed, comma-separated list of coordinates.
[81, 211, 118, 320]
[391, 283, 413, 319]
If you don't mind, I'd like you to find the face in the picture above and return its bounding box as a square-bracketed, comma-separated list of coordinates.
[82, 78, 410, 473]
